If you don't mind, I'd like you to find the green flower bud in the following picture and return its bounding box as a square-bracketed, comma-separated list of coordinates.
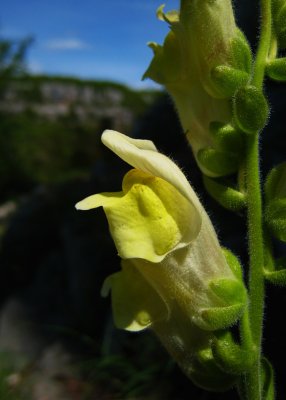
[230, 29, 253, 74]
[209, 121, 244, 153]
[233, 86, 269, 134]
[212, 330, 256, 374]
[265, 198, 286, 242]
[266, 58, 286, 82]
[197, 147, 239, 176]
[264, 256, 286, 286]
[211, 65, 250, 98]
[190, 346, 238, 392]
[265, 162, 286, 202]
[203, 175, 246, 212]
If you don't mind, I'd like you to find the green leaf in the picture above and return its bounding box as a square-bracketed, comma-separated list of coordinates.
[203, 175, 246, 212]
[266, 58, 286, 82]
[212, 330, 256, 374]
[261, 357, 275, 400]
[197, 147, 239, 177]
[211, 65, 249, 98]
[233, 85, 269, 134]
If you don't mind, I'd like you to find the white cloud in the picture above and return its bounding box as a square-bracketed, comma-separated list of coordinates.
[45, 38, 91, 51]
[28, 60, 43, 74]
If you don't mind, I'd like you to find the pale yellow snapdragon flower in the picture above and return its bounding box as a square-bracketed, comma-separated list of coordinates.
[76, 131, 245, 343]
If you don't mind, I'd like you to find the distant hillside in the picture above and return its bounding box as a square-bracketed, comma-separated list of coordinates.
[0, 75, 161, 199]
[0, 75, 160, 132]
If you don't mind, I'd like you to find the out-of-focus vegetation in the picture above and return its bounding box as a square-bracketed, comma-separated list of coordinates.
[0, 39, 160, 201]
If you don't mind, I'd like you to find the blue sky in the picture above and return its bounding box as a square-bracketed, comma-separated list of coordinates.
[1, 0, 179, 88]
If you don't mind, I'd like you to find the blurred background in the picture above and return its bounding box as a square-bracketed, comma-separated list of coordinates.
[0, 1, 285, 399]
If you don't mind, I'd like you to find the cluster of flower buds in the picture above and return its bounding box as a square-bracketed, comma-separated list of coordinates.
[143, 0, 255, 177]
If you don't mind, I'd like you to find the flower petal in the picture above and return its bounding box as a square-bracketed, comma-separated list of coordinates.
[77, 169, 200, 262]
[101, 130, 203, 215]
[101, 260, 169, 332]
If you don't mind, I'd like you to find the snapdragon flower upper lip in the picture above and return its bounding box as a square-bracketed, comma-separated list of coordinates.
[101, 130, 204, 215]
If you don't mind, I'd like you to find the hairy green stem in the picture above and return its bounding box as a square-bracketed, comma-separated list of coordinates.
[241, 0, 272, 398]
[252, 0, 272, 88]
[244, 134, 265, 400]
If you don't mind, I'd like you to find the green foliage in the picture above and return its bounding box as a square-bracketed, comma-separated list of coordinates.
[233, 85, 269, 134]
[0, 352, 26, 400]
[0, 76, 159, 200]
[0, 111, 100, 197]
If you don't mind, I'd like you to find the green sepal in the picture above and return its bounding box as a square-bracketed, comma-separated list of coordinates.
[222, 248, 244, 280]
[211, 330, 256, 375]
[142, 30, 182, 85]
[264, 256, 286, 286]
[197, 147, 239, 177]
[210, 65, 249, 98]
[190, 347, 238, 392]
[265, 162, 286, 202]
[265, 198, 286, 242]
[230, 29, 253, 74]
[203, 175, 246, 212]
[209, 278, 247, 305]
[201, 278, 247, 330]
[233, 85, 269, 134]
[261, 357, 275, 400]
[266, 58, 286, 81]
[209, 121, 244, 154]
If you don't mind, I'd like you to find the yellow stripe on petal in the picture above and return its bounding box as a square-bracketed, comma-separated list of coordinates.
[102, 260, 168, 332]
